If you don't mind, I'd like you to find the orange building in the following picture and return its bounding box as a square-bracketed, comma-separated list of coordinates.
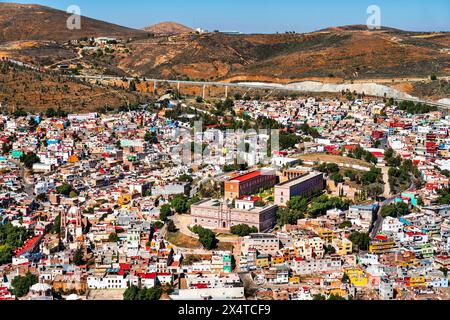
[224, 170, 277, 200]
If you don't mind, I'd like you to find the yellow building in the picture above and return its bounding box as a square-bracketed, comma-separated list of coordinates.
[256, 255, 270, 268]
[68, 155, 79, 163]
[318, 229, 334, 243]
[289, 277, 300, 284]
[327, 288, 347, 297]
[332, 238, 353, 256]
[118, 194, 132, 206]
[271, 256, 285, 265]
[345, 269, 368, 287]
[409, 276, 426, 287]
[369, 241, 395, 254]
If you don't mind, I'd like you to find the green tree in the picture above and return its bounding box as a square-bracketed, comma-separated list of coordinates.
[124, 285, 139, 300]
[51, 214, 61, 235]
[348, 232, 370, 251]
[381, 203, 410, 218]
[11, 272, 38, 297]
[56, 183, 73, 197]
[287, 196, 308, 213]
[191, 225, 218, 250]
[166, 220, 177, 233]
[45, 108, 57, 118]
[339, 221, 353, 229]
[72, 248, 84, 266]
[230, 224, 258, 237]
[170, 195, 189, 214]
[159, 204, 172, 222]
[20, 152, 40, 169]
[0, 245, 13, 265]
[108, 232, 119, 242]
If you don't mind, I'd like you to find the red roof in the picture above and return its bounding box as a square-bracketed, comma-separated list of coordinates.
[238, 195, 261, 202]
[375, 235, 388, 241]
[139, 273, 156, 279]
[157, 273, 171, 277]
[119, 263, 131, 270]
[371, 152, 384, 158]
[14, 236, 41, 257]
[232, 171, 261, 182]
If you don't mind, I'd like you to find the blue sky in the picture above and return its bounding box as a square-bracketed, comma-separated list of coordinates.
[4, 0, 450, 33]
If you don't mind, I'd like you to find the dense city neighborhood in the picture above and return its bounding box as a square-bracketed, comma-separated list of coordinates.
[0, 93, 449, 301]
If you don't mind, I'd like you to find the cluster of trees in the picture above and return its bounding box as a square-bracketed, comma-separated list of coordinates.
[297, 123, 320, 139]
[223, 162, 249, 173]
[279, 131, 303, 150]
[72, 248, 85, 266]
[384, 148, 402, 167]
[348, 145, 378, 165]
[308, 195, 350, 218]
[56, 183, 77, 198]
[316, 163, 340, 175]
[361, 167, 382, 185]
[51, 214, 61, 235]
[11, 272, 38, 297]
[396, 100, 438, 115]
[381, 203, 410, 218]
[20, 152, 40, 169]
[191, 225, 218, 250]
[276, 196, 308, 225]
[339, 220, 353, 229]
[388, 161, 415, 194]
[123, 285, 162, 301]
[144, 131, 158, 144]
[315, 163, 344, 184]
[277, 195, 350, 226]
[348, 232, 371, 251]
[437, 188, 450, 205]
[159, 204, 173, 222]
[385, 148, 418, 194]
[211, 98, 234, 116]
[45, 107, 68, 118]
[108, 232, 119, 242]
[230, 224, 258, 237]
[0, 223, 30, 264]
[313, 293, 347, 300]
[158, 194, 199, 222]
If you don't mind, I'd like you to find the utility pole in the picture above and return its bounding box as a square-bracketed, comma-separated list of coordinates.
[202, 84, 206, 100]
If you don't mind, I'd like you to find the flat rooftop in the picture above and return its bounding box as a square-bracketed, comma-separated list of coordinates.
[276, 171, 323, 188]
[191, 199, 276, 213]
[230, 169, 276, 183]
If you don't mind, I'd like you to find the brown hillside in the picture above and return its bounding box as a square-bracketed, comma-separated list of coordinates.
[113, 29, 450, 82]
[0, 3, 144, 42]
[143, 22, 193, 34]
[0, 60, 145, 112]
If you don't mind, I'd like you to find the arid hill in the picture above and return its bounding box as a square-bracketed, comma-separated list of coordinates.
[143, 22, 193, 34]
[0, 60, 145, 112]
[113, 28, 450, 83]
[0, 3, 144, 42]
[1, 2, 449, 100]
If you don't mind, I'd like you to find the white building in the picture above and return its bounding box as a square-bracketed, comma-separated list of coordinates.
[87, 275, 128, 289]
[292, 256, 342, 275]
[381, 216, 403, 233]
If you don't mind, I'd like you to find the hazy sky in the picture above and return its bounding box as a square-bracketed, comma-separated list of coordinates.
[5, 0, 450, 33]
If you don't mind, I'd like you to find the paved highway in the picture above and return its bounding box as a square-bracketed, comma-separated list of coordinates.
[4, 57, 449, 109]
[73, 74, 450, 110]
